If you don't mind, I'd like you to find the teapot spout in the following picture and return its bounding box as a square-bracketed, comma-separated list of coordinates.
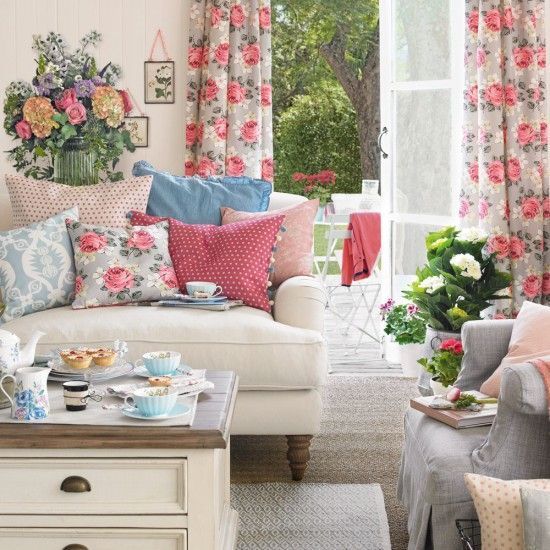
[18, 330, 45, 368]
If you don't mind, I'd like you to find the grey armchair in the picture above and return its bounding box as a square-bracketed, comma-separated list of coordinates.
[398, 320, 550, 550]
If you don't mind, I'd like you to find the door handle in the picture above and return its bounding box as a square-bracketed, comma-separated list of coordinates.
[377, 126, 389, 159]
[60, 475, 91, 493]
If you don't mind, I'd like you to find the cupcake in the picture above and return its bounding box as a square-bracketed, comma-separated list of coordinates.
[148, 376, 173, 387]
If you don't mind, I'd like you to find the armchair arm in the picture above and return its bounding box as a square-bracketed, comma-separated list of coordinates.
[500, 364, 548, 416]
[272, 276, 327, 332]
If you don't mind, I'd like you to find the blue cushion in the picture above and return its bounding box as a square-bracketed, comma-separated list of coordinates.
[0, 207, 78, 323]
[132, 161, 272, 225]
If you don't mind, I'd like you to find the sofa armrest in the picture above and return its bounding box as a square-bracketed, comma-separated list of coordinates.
[268, 191, 306, 211]
[455, 320, 514, 390]
[272, 276, 326, 332]
[500, 364, 548, 416]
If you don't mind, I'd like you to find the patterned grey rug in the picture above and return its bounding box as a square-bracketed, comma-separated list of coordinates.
[232, 482, 391, 550]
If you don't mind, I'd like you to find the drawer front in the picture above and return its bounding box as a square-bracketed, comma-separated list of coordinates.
[0, 458, 186, 515]
[0, 528, 187, 550]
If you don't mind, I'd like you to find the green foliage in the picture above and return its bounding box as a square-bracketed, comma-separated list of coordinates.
[274, 84, 363, 194]
[454, 393, 477, 409]
[418, 348, 463, 388]
[383, 304, 426, 345]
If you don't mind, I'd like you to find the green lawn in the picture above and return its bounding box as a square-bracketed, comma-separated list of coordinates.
[313, 224, 345, 276]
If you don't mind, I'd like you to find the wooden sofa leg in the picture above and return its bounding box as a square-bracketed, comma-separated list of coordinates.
[286, 435, 313, 481]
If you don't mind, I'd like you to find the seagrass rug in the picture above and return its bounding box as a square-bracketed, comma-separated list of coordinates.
[232, 482, 391, 549]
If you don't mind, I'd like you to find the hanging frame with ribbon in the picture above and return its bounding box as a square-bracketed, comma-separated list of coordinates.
[144, 29, 175, 104]
[124, 89, 149, 147]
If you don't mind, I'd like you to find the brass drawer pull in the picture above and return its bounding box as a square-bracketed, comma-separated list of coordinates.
[60, 475, 91, 493]
[63, 545, 88, 550]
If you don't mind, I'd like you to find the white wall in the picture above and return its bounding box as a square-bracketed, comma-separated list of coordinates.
[0, 0, 190, 193]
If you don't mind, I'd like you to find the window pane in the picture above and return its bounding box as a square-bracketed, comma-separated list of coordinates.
[394, 89, 452, 216]
[394, 0, 450, 81]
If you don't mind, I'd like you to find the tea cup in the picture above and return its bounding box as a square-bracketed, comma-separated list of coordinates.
[124, 386, 178, 417]
[135, 351, 181, 376]
[186, 281, 222, 298]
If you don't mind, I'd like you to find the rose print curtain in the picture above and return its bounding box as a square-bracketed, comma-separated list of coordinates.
[461, 0, 549, 316]
[185, 0, 273, 182]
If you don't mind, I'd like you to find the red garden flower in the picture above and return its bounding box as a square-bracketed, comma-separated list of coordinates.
[440, 338, 463, 355]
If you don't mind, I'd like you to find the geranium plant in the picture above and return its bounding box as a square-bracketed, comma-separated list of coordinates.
[403, 226, 512, 331]
[418, 338, 464, 388]
[3, 31, 135, 181]
[379, 299, 426, 345]
[292, 170, 336, 205]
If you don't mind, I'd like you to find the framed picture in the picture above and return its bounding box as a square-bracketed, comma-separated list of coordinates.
[144, 61, 175, 104]
[124, 116, 149, 148]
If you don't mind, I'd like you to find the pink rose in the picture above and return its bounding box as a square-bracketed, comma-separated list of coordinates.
[488, 234, 510, 259]
[543, 273, 550, 295]
[466, 84, 478, 105]
[261, 83, 272, 107]
[75, 275, 84, 296]
[15, 120, 32, 140]
[543, 197, 550, 218]
[484, 83, 504, 106]
[103, 266, 134, 293]
[522, 274, 542, 299]
[55, 88, 77, 111]
[227, 82, 246, 104]
[521, 197, 541, 219]
[197, 122, 204, 144]
[540, 121, 547, 145]
[127, 229, 155, 250]
[242, 43, 261, 66]
[517, 122, 536, 146]
[184, 160, 195, 176]
[214, 43, 230, 65]
[240, 120, 259, 143]
[487, 160, 505, 184]
[468, 161, 479, 183]
[186, 122, 197, 146]
[538, 46, 546, 68]
[66, 102, 87, 125]
[203, 78, 219, 102]
[202, 46, 210, 66]
[197, 157, 218, 177]
[478, 198, 489, 219]
[230, 5, 246, 27]
[502, 7, 515, 28]
[118, 90, 133, 114]
[504, 201, 511, 220]
[226, 155, 245, 176]
[504, 84, 517, 107]
[476, 47, 486, 68]
[213, 117, 228, 140]
[459, 198, 470, 218]
[188, 47, 203, 69]
[79, 232, 108, 254]
[484, 9, 501, 32]
[513, 46, 534, 69]
[210, 7, 222, 27]
[261, 157, 274, 181]
[259, 6, 271, 29]
[506, 158, 521, 182]
[467, 10, 479, 33]
[158, 265, 178, 289]
[509, 236, 526, 260]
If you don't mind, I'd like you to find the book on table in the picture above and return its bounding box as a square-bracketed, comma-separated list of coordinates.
[410, 391, 497, 429]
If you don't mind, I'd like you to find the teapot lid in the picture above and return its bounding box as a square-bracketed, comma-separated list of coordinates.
[0, 329, 19, 343]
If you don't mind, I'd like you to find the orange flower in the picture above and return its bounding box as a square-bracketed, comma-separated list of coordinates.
[92, 85, 124, 128]
[22, 96, 58, 139]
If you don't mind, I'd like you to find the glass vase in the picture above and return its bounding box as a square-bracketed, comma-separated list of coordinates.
[53, 137, 99, 186]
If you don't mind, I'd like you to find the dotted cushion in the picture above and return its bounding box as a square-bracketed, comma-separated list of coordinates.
[5, 174, 153, 228]
[465, 474, 550, 550]
[130, 211, 285, 312]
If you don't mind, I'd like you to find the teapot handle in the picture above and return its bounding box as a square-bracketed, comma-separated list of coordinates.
[0, 374, 15, 409]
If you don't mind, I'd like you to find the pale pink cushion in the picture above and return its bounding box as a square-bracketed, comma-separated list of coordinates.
[5, 174, 152, 228]
[481, 301, 550, 396]
[220, 198, 318, 286]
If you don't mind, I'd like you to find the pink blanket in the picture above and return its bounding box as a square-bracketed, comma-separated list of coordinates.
[529, 358, 550, 418]
[341, 211, 381, 286]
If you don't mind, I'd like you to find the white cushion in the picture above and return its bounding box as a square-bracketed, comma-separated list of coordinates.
[5, 305, 328, 391]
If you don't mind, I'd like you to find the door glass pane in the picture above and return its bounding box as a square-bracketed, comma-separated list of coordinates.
[394, 89, 451, 216]
[394, 0, 450, 81]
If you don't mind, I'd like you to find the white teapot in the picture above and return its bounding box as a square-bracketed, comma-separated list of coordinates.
[0, 330, 45, 376]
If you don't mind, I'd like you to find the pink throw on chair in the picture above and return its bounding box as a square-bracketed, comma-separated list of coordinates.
[529, 358, 550, 418]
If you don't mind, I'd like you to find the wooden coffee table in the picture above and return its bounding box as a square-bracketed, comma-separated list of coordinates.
[0, 370, 238, 550]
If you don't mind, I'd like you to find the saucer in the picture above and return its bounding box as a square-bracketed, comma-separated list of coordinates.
[121, 402, 191, 421]
[133, 363, 191, 378]
[179, 294, 228, 303]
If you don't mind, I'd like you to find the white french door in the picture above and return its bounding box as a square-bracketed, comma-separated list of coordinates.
[379, 0, 464, 300]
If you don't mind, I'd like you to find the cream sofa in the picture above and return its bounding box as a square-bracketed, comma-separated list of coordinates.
[0, 191, 328, 480]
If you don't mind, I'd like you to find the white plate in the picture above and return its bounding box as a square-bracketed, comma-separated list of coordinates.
[121, 402, 191, 421]
[133, 364, 191, 378]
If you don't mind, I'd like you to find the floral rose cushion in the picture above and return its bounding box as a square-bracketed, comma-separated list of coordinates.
[65, 219, 178, 309]
[129, 211, 285, 312]
[6, 174, 153, 228]
[220, 199, 318, 286]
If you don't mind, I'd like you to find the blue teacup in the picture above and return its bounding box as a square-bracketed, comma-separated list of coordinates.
[124, 387, 178, 417]
[136, 351, 181, 376]
[186, 281, 222, 298]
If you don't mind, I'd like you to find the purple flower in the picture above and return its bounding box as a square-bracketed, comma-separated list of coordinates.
[92, 75, 105, 86]
[379, 298, 395, 312]
[406, 303, 419, 316]
[34, 73, 57, 96]
[74, 79, 96, 98]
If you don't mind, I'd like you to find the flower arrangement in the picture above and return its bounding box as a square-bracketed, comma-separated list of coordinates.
[379, 299, 426, 345]
[403, 226, 512, 331]
[3, 31, 135, 182]
[292, 170, 336, 205]
[417, 338, 464, 388]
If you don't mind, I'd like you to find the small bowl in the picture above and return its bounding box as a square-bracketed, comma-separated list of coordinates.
[125, 386, 178, 417]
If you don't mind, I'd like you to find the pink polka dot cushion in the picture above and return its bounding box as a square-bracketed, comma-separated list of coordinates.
[465, 473, 550, 550]
[130, 211, 285, 312]
[6, 174, 153, 228]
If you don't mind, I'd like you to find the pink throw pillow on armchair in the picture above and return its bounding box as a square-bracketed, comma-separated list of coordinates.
[481, 301, 550, 396]
[129, 211, 285, 312]
[220, 198, 318, 286]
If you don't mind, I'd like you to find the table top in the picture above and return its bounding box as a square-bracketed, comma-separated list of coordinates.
[0, 370, 238, 450]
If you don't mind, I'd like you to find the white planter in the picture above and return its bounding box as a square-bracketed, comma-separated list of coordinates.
[430, 378, 449, 397]
[399, 343, 424, 377]
[383, 339, 401, 364]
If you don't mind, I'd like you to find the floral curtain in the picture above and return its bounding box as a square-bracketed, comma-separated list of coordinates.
[185, 0, 273, 182]
[460, 0, 548, 316]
